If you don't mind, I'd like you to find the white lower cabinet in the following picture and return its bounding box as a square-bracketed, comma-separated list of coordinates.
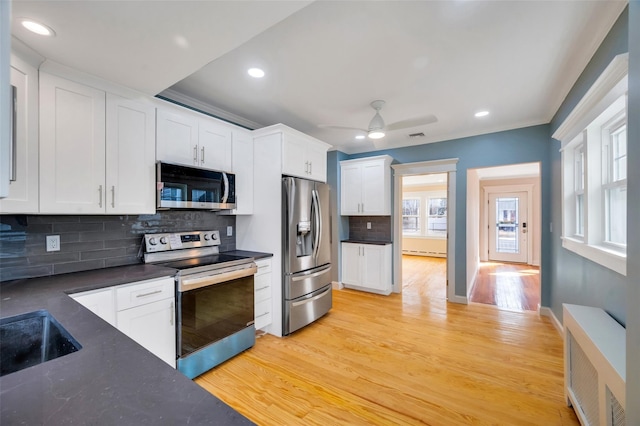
[254, 258, 273, 330]
[341, 242, 392, 295]
[71, 276, 176, 368]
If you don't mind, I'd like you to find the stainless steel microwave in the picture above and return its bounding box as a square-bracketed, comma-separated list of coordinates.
[156, 162, 236, 210]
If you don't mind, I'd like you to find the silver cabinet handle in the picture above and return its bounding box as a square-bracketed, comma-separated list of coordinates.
[111, 186, 115, 208]
[136, 289, 162, 298]
[304, 161, 309, 173]
[193, 145, 198, 163]
[309, 161, 312, 175]
[201, 146, 205, 164]
[9, 85, 17, 182]
[170, 301, 174, 326]
[98, 185, 103, 208]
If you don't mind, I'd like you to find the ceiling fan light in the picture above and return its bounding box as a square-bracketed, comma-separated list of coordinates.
[368, 130, 385, 139]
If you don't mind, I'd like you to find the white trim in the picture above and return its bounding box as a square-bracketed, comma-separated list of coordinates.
[159, 88, 263, 130]
[552, 53, 628, 144]
[561, 237, 626, 276]
[539, 307, 563, 336]
[392, 158, 459, 303]
[332, 281, 344, 290]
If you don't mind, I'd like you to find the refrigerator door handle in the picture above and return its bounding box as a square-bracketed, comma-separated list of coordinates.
[286, 177, 296, 226]
[312, 189, 322, 260]
[291, 265, 332, 282]
[291, 287, 331, 308]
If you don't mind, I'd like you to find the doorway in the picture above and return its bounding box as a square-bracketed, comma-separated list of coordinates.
[468, 163, 541, 311]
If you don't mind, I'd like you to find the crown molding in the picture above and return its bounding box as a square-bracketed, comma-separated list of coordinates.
[158, 89, 263, 130]
[552, 53, 629, 145]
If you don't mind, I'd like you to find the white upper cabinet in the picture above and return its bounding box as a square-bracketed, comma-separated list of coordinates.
[0, 53, 39, 213]
[340, 155, 393, 215]
[230, 128, 253, 215]
[105, 94, 156, 214]
[40, 72, 106, 214]
[156, 104, 233, 172]
[279, 127, 330, 182]
[39, 72, 156, 214]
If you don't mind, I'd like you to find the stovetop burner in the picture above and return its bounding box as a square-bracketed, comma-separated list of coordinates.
[157, 253, 252, 271]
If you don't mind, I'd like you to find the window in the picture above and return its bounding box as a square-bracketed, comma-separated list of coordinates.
[554, 53, 627, 275]
[402, 191, 447, 237]
[402, 198, 421, 234]
[427, 197, 447, 236]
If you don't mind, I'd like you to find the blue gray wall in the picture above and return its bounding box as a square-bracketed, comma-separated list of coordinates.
[626, 1, 639, 423]
[332, 124, 552, 300]
[548, 7, 629, 325]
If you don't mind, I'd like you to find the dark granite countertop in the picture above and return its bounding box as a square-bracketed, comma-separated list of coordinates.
[0, 264, 254, 425]
[341, 239, 393, 245]
[223, 250, 272, 260]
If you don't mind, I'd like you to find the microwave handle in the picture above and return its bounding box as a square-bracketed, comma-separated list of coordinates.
[222, 172, 229, 203]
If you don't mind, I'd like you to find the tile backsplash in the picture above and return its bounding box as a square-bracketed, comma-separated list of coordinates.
[0, 212, 235, 282]
[348, 216, 392, 242]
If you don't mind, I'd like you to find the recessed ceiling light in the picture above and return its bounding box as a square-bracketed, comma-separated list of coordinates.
[355, 135, 365, 140]
[20, 19, 55, 36]
[475, 110, 490, 118]
[247, 68, 265, 78]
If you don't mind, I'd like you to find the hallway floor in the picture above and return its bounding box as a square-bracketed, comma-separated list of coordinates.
[469, 261, 541, 311]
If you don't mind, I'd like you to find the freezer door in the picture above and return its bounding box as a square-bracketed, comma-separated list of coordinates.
[283, 177, 316, 274]
[284, 264, 332, 300]
[284, 284, 332, 336]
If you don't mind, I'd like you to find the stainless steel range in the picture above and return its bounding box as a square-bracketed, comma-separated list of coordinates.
[143, 230, 256, 379]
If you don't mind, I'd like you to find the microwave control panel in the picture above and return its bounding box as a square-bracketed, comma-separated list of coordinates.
[144, 230, 220, 253]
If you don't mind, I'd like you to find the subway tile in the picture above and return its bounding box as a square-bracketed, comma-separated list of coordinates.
[53, 260, 105, 275]
[53, 222, 104, 233]
[81, 248, 126, 261]
[104, 237, 143, 249]
[1, 265, 53, 282]
[28, 252, 80, 266]
[79, 230, 127, 242]
[64, 241, 105, 253]
[105, 256, 143, 268]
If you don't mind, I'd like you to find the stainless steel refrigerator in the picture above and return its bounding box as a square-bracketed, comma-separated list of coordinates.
[282, 177, 332, 335]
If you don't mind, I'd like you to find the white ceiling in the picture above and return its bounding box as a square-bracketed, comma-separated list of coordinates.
[10, 1, 626, 155]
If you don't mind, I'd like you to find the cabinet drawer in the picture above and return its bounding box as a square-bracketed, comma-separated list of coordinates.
[116, 277, 174, 311]
[255, 298, 272, 330]
[255, 258, 272, 275]
[255, 276, 271, 303]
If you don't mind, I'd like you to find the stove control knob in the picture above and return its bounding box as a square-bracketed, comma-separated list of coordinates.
[203, 234, 210, 241]
[148, 237, 157, 246]
[159, 237, 168, 245]
[211, 233, 218, 240]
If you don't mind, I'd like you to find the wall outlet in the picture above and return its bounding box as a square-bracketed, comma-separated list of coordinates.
[227, 226, 233, 237]
[367, 222, 372, 230]
[46, 235, 60, 252]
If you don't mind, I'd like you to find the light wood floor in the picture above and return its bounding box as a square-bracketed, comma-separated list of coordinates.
[470, 261, 541, 311]
[195, 257, 577, 425]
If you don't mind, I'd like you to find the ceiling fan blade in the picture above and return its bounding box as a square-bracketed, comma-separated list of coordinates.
[386, 115, 438, 131]
[317, 124, 368, 132]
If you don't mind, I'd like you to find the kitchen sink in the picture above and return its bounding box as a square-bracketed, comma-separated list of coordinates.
[0, 310, 82, 377]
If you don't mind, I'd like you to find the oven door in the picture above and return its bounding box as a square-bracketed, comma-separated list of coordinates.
[157, 162, 236, 210]
[177, 273, 254, 358]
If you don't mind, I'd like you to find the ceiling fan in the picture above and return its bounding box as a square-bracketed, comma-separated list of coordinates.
[319, 100, 437, 139]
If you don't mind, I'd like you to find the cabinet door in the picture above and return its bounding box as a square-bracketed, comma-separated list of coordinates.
[116, 298, 176, 368]
[361, 160, 387, 214]
[306, 139, 328, 182]
[156, 107, 198, 166]
[230, 129, 253, 214]
[340, 164, 362, 215]
[40, 73, 106, 213]
[198, 118, 232, 171]
[362, 245, 387, 292]
[105, 94, 156, 214]
[281, 134, 308, 178]
[0, 56, 39, 213]
[341, 243, 362, 285]
[71, 288, 116, 327]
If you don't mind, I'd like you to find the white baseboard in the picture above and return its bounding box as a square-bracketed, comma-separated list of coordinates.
[448, 294, 468, 304]
[539, 306, 564, 336]
[332, 281, 344, 290]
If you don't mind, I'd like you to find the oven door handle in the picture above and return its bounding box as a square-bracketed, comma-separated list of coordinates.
[179, 264, 257, 292]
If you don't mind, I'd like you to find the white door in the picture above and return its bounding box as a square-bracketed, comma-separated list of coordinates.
[362, 245, 385, 291]
[488, 192, 528, 263]
[198, 118, 232, 171]
[306, 140, 327, 182]
[361, 160, 385, 214]
[106, 94, 156, 214]
[281, 134, 307, 178]
[156, 108, 198, 166]
[116, 298, 176, 367]
[39, 73, 106, 213]
[341, 243, 362, 285]
[340, 164, 362, 215]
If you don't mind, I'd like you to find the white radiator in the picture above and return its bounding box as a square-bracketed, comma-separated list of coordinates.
[563, 304, 626, 426]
